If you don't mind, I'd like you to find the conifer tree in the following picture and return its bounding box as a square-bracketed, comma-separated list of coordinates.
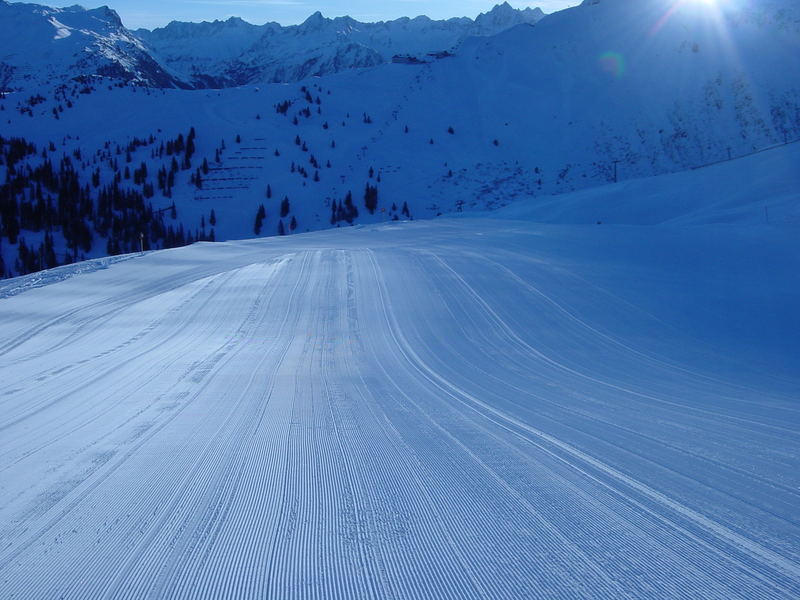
[185, 133, 195, 164]
[364, 183, 378, 214]
[44, 232, 57, 269]
[254, 204, 266, 235]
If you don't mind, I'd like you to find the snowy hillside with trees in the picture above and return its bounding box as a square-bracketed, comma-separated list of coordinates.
[2, 0, 799, 279]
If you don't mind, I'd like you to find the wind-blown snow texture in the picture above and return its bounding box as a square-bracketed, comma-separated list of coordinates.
[0, 209, 798, 598]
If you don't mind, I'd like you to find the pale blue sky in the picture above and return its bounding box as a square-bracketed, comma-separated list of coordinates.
[20, 0, 581, 29]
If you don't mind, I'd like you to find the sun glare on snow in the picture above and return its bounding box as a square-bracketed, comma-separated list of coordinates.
[649, 0, 732, 36]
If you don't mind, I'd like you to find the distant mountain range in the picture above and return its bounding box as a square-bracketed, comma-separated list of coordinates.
[0, 1, 545, 89]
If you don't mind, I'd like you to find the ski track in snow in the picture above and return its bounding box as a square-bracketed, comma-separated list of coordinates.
[0, 221, 798, 599]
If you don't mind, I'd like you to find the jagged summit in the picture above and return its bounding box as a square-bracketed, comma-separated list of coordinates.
[133, 3, 547, 87]
[481, 1, 520, 18]
[474, 2, 542, 33]
[0, 1, 543, 89]
[302, 11, 326, 27]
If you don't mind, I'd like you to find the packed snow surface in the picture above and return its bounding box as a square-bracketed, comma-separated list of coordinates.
[0, 211, 798, 598]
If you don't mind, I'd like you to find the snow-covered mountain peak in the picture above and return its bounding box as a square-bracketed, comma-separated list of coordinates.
[468, 3, 543, 35]
[294, 10, 340, 36]
[481, 1, 522, 19]
[59, 4, 125, 31]
[301, 10, 326, 27]
[522, 6, 545, 19]
[475, 2, 543, 30]
[0, 0, 182, 88]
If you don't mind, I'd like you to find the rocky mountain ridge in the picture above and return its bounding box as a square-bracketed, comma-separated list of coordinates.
[0, 1, 546, 89]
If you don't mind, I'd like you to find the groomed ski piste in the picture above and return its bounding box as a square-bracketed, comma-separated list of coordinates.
[1, 145, 799, 599]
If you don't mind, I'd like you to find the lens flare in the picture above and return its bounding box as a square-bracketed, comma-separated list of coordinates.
[598, 51, 625, 78]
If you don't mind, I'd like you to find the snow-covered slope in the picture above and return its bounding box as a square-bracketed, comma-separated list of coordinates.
[0, 1, 183, 89]
[0, 209, 798, 598]
[494, 140, 800, 225]
[2, 5, 798, 593]
[435, 0, 800, 177]
[134, 2, 545, 87]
